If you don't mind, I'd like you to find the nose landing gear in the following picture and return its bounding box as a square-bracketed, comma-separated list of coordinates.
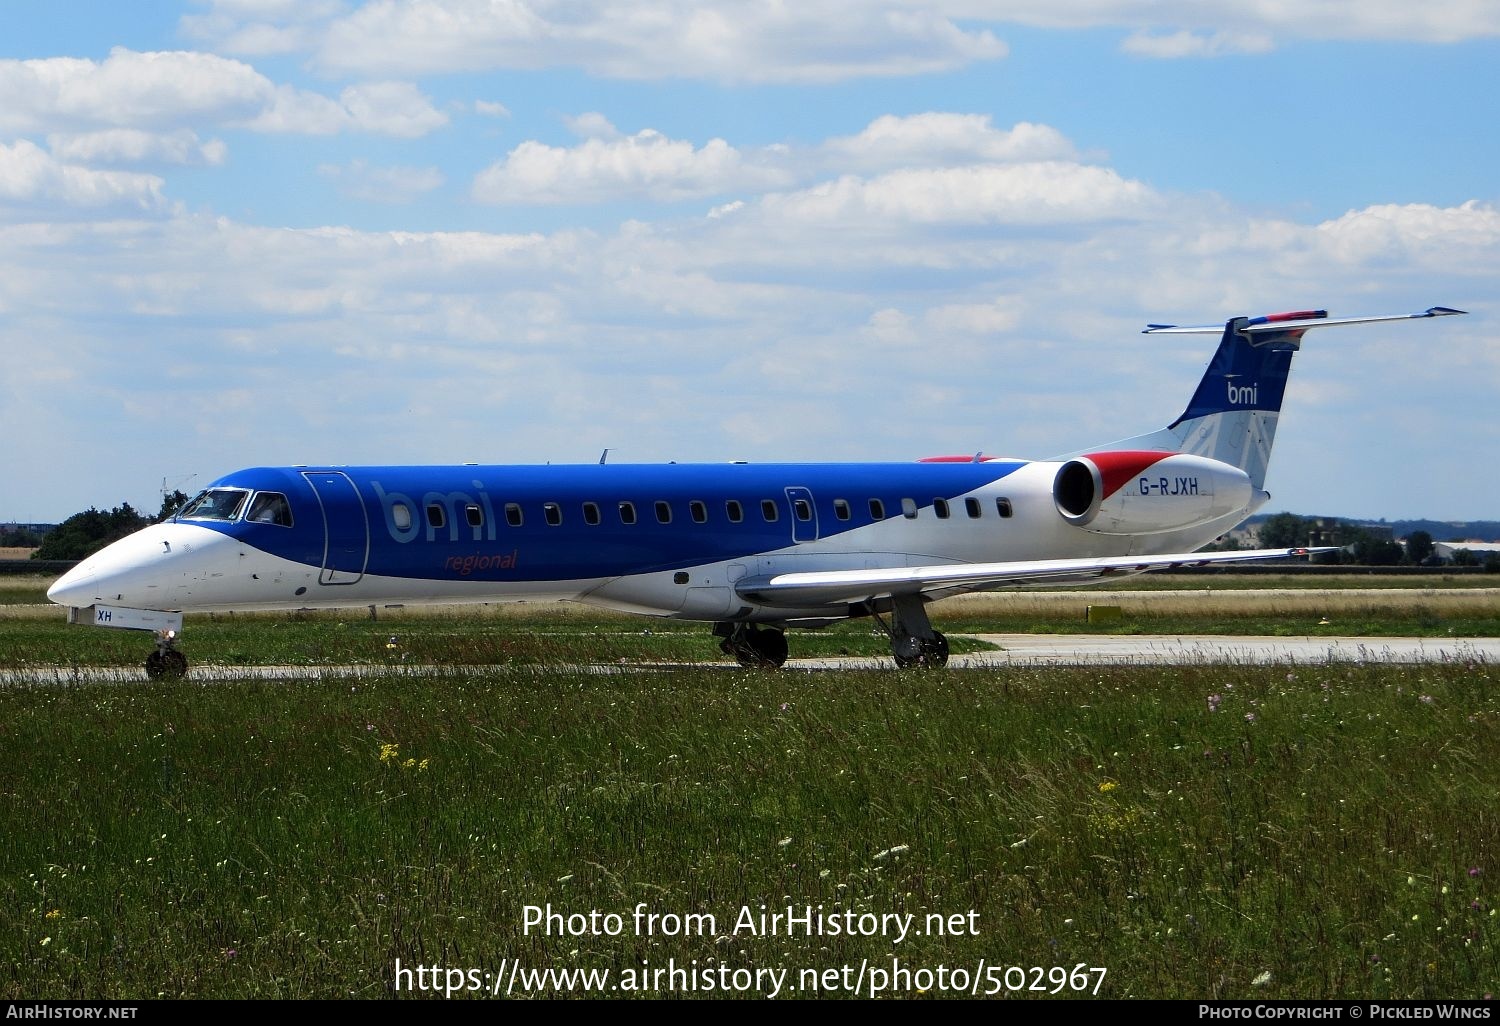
[144, 629, 189, 679]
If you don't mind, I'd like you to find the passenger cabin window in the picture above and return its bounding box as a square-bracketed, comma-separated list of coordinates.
[901, 498, 918, 520]
[246, 491, 294, 527]
[180, 488, 249, 521]
[996, 497, 1014, 519]
[426, 504, 445, 529]
[655, 501, 672, 524]
[869, 498, 885, 521]
[505, 503, 523, 527]
[619, 501, 637, 525]
[833, 499, 851, 521]
[544, 502, 562, 526]
[583, 502, 601, 526]
[465, 504, 484, 528]
[689, 500, 708, 524]
[391, 502, 413, 531]
[965, 497, 982, 518]
[726, 500, 744, 523]
[760, 499, 779, 523]
[933, 498, 950, 520]
[792, 498, 813, 522]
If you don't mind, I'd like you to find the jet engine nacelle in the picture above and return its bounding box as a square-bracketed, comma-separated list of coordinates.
[1053, 451, 1258, 535]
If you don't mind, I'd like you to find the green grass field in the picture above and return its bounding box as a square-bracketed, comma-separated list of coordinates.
[1, 662, 1495, 999]
[2, 574, 1498, 672]
[2, 582, 1498, 999]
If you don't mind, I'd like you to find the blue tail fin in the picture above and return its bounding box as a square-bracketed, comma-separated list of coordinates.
[1168, 312, 1313, 430]
[1064, 306, 1464, 491]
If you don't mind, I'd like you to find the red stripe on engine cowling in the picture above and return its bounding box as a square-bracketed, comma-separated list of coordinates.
[1081, 450, 1176, 499]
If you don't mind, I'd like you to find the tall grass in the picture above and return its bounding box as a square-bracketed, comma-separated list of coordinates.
[0, 608, 945, 668]
[1, 658, 1494, 999]
[1, 592, 1497, 672]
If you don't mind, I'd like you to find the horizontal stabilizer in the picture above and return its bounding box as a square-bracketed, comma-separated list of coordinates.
[736, 547, 1330, 608]
[1143, 306, 1466, 335]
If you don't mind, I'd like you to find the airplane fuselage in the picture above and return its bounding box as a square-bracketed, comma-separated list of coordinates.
[51, 456, 1253, 625]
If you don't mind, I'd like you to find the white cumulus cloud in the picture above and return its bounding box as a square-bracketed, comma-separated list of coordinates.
[0, 49, 272, 135]
[1313, 201, 1500, 265]
[180, 0, 347, 55]
[211, 0, 1010, 82]
[473, 122, 792, 204]
[760, 162, 1161, 226]
[319, 159, 446, 203]
[473, 113, 1098, 207]
[178, 0, 1500, 81]
[0, 48, 446, 140]
[239, 80, 449, 137]
[46, 129, 228, 167]
[1120, 29, 1274, 58]
[940, 1, 1500, 45]
[0, 139, 166, 211]
[820, 114, 1078, 173]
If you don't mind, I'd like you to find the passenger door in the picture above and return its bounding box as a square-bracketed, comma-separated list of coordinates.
[301, 471, 370, 585]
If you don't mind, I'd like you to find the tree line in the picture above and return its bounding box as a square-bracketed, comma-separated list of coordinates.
[14, 491, 190, 561]
[1214, 512, 1499, 569]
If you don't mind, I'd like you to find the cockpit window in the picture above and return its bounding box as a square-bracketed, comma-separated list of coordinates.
[179, 488, 250, 521]
[246, 491, 294, 527]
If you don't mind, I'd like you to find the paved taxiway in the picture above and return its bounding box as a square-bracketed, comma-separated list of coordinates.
[951, 634, 1500, 667]
[2, 634, 1495, 684]
[794, 634, 1500, 671]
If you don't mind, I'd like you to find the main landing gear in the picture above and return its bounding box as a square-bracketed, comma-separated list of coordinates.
[712, 595, 951, 670]
[714, 623, 789, 668]
[144, 629, 189, 679]
[873, 595, 949, 669]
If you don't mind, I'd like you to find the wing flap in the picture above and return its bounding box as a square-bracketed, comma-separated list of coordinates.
[734, 548, 1325, 608]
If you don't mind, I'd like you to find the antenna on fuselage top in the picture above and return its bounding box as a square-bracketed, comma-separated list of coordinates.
[162, 473, 196, 497]
[599, 448, 612, 465]
[160, 473, 196, 514]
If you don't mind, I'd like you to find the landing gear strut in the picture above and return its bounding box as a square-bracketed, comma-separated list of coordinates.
[875, 596, 949, 669]
[144, 629, 189, 679]
[714, 623, 789, 668]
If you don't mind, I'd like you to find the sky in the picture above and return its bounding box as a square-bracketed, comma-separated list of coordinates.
[1, 1, 1496, 525]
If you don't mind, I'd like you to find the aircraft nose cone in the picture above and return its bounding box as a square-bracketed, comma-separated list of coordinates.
[43, 523, 209, 610]
[47, 564, 97, 607]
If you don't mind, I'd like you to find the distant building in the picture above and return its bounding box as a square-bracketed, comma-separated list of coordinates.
[1434, 541, 1500, 563]
[1300, 519, 1393, 548]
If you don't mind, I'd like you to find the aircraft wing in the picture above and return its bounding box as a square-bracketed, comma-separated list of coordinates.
[734, 547, 1326, 608]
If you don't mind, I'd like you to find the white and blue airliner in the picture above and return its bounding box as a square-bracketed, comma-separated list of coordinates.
[48, 306, 1465, 675]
